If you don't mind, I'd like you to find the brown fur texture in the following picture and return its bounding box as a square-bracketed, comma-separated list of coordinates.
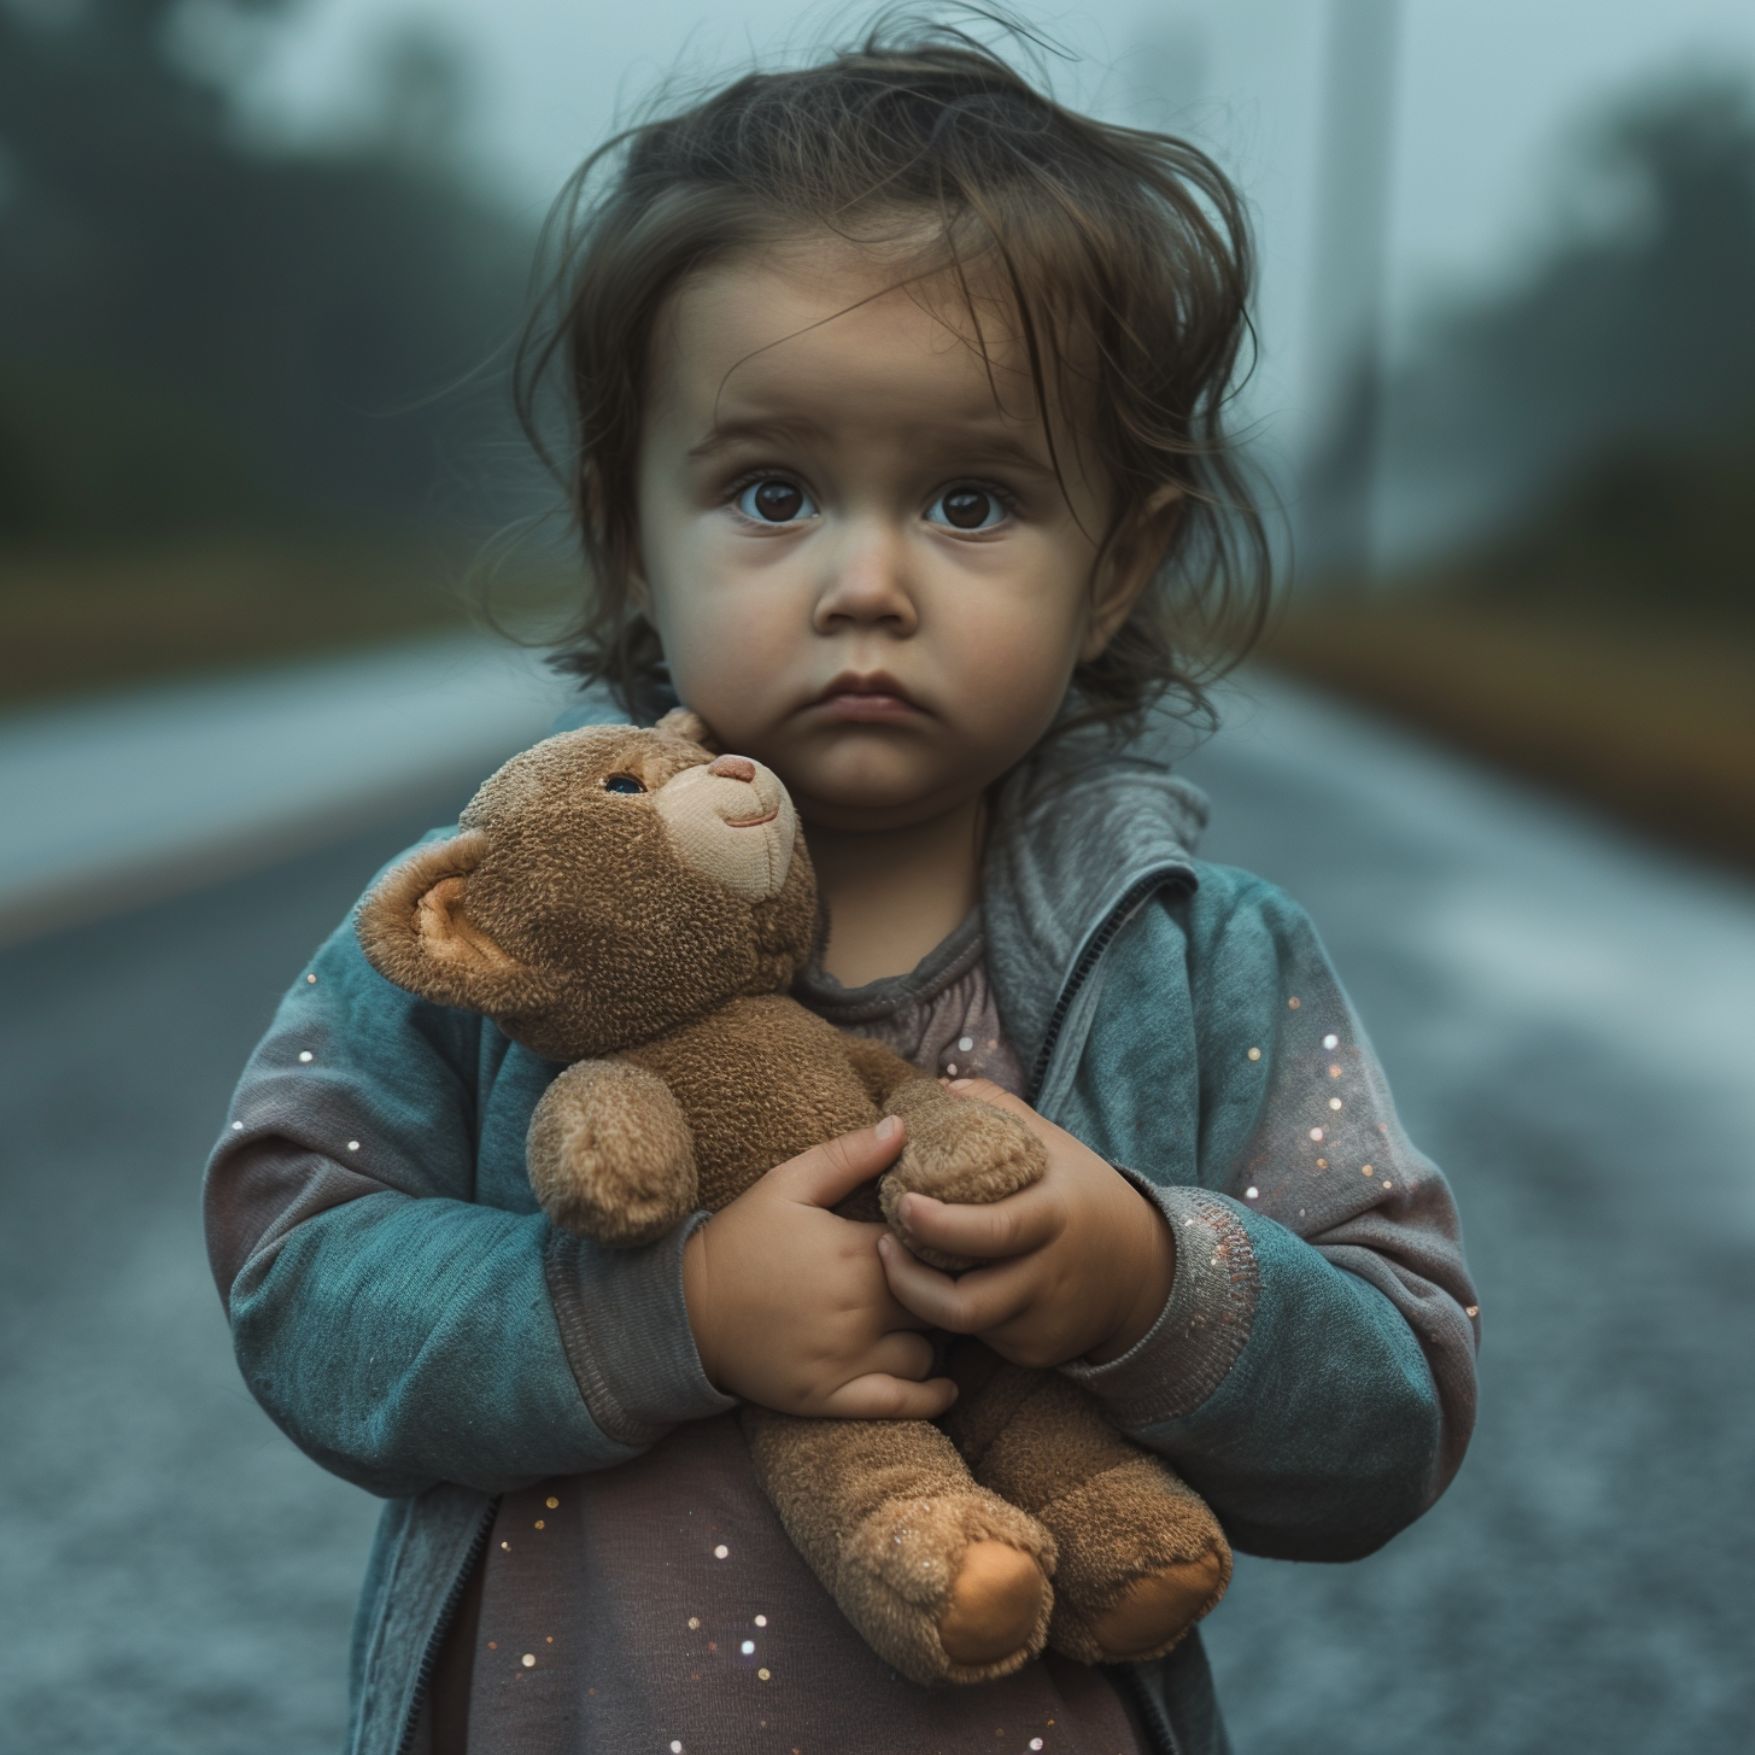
[355, 709, 1230, 1685]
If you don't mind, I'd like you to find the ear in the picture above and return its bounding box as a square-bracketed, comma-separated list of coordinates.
[1080, 481, 1185, 664]
[654, 705, 723, 754]
[355, 830, 532, 1014]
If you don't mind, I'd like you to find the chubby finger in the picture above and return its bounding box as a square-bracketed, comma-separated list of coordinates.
[877, 1232, 1029, 1334]
[898, 1185, 1058, 1259]
[775, 1115, 906, 1208]
[864, 1329, 938, 1383]
[818, 1372, 958, 1422]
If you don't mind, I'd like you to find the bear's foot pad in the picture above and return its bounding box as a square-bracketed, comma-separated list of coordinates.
[1088, 1550, 1226, 1661]
[938, 1539, 1050, 1666]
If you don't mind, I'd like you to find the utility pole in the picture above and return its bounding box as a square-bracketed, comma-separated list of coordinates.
[1301, 0, 1402, 592]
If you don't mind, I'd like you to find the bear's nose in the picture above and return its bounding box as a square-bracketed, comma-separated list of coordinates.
[707, 754, 756, 782]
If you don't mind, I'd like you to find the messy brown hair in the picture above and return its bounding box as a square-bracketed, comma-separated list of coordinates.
[507, 0, 1280, 749]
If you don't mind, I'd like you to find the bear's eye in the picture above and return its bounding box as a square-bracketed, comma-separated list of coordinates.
[601, 772, 647, 795]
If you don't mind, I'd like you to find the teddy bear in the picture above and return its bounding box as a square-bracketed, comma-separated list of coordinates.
[353, 707, 1230, 1688]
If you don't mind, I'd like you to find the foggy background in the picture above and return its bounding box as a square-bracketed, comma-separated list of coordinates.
[3, 2, 1752, 1751]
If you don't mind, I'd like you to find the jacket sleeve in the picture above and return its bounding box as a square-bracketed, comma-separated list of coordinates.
[202, 827, 737, 1502]
[1058, 871, 1480, 1562]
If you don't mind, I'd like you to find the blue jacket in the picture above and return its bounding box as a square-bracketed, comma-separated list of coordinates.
[203, 677, 1480, 1755]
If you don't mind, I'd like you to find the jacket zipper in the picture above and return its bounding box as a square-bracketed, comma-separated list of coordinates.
[1025, 865, 1193, 1108]
[1028, 862, 1193, 1755]
[393, 1497, 499, 1755]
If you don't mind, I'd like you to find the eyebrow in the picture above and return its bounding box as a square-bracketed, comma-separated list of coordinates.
[685, 413, 1057, 477]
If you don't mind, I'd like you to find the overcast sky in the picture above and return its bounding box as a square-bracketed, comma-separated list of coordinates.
[219, 0, 1755, 551]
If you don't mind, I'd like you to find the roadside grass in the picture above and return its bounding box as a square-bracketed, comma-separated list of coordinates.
[0, 535, 583, 712]
[1253, 592, 1755, 875]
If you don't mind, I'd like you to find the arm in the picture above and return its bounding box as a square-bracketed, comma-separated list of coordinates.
[204, 827, 736, 1501]
[1057, 872, 1481, 1563]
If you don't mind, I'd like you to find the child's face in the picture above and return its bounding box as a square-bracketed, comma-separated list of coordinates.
[630, 232, 1160, 833]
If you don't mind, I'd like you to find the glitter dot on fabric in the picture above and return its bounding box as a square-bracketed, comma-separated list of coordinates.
[521, 1654, 536, 1668]
[534, 1520, 545, 1530]
[741, 1640, 755, 1654]
[305, 973, 317, 985]
[546, 1496, 559, 1509]
[687, 1617, 700, 1631]
[1288, 996, 1301, 1009]
[1322, 1032, 1338, 1049]
[1309, 1127, 1324, 1141]
[347, 1140, 360, 1152]
[1329, 1098, 1343, 1111]
[298, 1051, 313, 1063]
[231, 1121, 244, 1132]
[1245, 1187, 1259, 1200]
[1362, 1164, 1375, 1176]
[713, 1544, 729, 1559]
[1466, 1305, 1480, 1318]
[1247, 1046, 1261, 1061]
[758, 1668, 772, 1681]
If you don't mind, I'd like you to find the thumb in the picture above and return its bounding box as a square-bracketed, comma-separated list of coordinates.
[777, 1114, 907, 1208]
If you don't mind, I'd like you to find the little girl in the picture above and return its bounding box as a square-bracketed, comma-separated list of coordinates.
[204, 11, 1479, 1753]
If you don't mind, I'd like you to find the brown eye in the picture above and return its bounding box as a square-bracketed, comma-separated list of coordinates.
[601, 773, 647, 795]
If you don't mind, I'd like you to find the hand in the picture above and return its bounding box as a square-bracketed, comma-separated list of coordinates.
[681, 1115, 958, 1421]
[875, 1078, 1177, 1371]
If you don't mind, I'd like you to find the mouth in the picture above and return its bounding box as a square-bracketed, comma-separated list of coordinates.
[810, 669, 924, 717]
[726, 805, 779, 829]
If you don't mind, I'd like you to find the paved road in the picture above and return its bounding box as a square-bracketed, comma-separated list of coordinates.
[1, 665, 1750, 1752]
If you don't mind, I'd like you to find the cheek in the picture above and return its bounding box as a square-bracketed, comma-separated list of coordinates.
[657, 594, 793, 733]
[954, 600, 1085, 715]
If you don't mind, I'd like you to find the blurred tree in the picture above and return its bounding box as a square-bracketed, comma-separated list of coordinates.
[0, 0, 536, 549]
[1305, 62, 1755, 612]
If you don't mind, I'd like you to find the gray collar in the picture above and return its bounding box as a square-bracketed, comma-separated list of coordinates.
[979, 714, 1205, 1093]
[545, 678, 1207, 1082]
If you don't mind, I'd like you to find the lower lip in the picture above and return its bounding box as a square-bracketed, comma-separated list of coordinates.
[814, 693, 921, 722]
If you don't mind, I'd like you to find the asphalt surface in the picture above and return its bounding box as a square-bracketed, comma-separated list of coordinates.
[2, 666, 1750, 1753]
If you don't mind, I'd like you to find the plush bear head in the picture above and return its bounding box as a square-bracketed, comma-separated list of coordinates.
[355, 710, 819, 1063]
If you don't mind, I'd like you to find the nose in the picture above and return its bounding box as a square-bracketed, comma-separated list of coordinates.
[707, 754, 756, 782]
[811, 523, 919, 635]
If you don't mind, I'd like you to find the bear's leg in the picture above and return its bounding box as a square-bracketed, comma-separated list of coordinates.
[740, 1402, 1057, 1687]
[940, 1338, 1232, 1665]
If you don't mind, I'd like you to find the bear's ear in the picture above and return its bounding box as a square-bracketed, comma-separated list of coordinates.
[654, 705, 722, 754]
[355, 830, 531, 1014]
